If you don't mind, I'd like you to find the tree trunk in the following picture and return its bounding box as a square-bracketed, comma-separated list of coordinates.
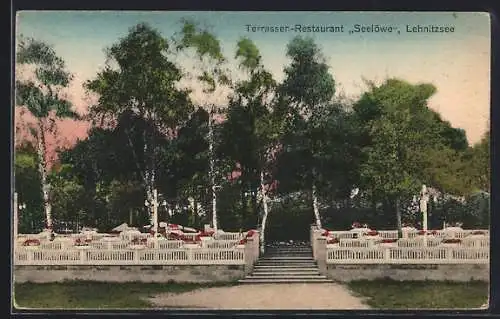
[143, 131, 154, 226]
[395, 197, 402, 238]
[208, 111, 218, 231]
[37, 120, 52, 232]
[312, 181, 322, 229]
[259, 170, 269, 255]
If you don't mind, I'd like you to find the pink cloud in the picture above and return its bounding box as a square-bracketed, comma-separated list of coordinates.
[15, 107, 91, 169]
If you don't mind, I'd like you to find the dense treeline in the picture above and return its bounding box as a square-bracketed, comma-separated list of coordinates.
[15, 21, 489, 241]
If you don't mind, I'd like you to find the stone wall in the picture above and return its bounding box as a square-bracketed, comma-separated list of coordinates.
[325, 264, 490, 282]
[14, 265, 246, 283]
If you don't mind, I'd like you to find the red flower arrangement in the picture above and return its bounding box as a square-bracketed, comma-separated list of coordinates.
[442, 238, 462, 244]
[380, 239, 398, 244]
[167, 232, 181, 240]
[472, 231, 486, 236]
[74, 238, 88, 246]
[169, 224, 180, 230]
[366, 230, 378, 236]
[327, 238, 339, 245]
[174, 234, 198, 244]
[246, 230, 257, 238]
[23, 239, 40, 246]
[199, 230, 215, 237]
[418, 230, 438, 235]
[321, 230, 330, 237]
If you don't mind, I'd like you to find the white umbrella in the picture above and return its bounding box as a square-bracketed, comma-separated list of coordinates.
[159, 222, 168, 228]
[167, 223, 183, 230]
[183, 226, 198, 233]
[112, 223, 130, 232]
[125, 230, 141, 235]
[402, 226, 416, 231]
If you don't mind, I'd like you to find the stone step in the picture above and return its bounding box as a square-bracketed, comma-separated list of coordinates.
[257, 259, 315, 265]
[259, 256, 314, 260]
[257, 261, 315, 265]
[265, 247, 312, 251]
[243, 275, 329, 281]
[262, 253, 313, 258]
[238, 278, 333, 284]
[263, 255, 313, 258]
[250, 271, 322, 276]
[256, 262, 317, 266]
[260, 256, 313, 258]
[264, 249, 313, 251]
[258, 258, 315, 261]
[253, 267, 320, 271]
[253, 268, 320, 271]
[264, 251, 312, 255]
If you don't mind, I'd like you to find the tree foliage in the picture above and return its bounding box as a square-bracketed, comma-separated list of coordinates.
[15, 22, 489, 235]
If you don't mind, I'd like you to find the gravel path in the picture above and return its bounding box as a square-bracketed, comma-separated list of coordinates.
[148, 283, 370, 310]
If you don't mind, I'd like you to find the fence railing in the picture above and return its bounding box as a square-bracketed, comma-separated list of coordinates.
[310, 225, 490, 265]
[215, 232, 244, 241]
[14, 232, 260, 267]
[324, 229, 489, 240]
[15, 248, 246, 265]
[326, 247, 489, 264]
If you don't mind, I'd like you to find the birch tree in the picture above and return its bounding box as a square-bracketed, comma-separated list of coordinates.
[173, 19, 232, 232]
[85, 23, 192, 226]
[224, 37, 281, 253]
[15, 37, 79, 234]
[279, 36, 336, 228]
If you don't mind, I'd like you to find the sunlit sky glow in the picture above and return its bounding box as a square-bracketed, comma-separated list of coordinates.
[15, 11, 491, 159]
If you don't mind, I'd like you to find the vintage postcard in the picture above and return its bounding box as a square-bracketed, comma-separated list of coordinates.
[13, 11, 490, 311]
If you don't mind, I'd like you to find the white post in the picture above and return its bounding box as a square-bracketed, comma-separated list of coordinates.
[13, 192, 18, 246]
[420, 185, 429, 247]
[153, 189, 159, 241]
[208, 107, 218, 232]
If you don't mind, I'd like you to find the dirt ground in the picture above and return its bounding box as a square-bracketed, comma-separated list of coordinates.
[148, 283, 370, 310]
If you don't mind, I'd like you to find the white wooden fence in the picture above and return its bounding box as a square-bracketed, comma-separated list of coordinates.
[333, 237, 489, 249]
[15, 248, 246, 265]
[326, 247, 489, 264]
[14, 232, 258, 267]
[325, 229, 489, 240]
[311, 225, 490, 265]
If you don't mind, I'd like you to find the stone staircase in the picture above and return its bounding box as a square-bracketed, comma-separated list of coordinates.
[238, 243, 332, 283]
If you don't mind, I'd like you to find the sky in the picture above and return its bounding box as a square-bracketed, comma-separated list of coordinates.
[15, 11, 491, 160]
